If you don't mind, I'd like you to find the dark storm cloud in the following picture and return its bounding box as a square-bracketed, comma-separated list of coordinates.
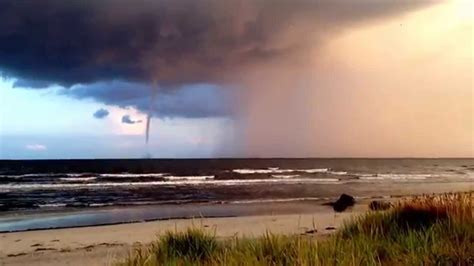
[63, 81, 231, 118]
[0, 0, 430, 120]
[11, 79, 52, 89]
[122, 115, 142, 124]
[93, 108, 109, 119]
[0, 0, 428, 88]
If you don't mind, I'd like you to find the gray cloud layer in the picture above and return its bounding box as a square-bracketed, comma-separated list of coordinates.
[64, 81, 231, 118]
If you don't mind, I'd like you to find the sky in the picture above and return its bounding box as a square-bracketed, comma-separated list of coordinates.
[0, 0, 472, 159]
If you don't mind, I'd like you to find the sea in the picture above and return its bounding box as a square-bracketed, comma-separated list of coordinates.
[0, 158, 472, 232]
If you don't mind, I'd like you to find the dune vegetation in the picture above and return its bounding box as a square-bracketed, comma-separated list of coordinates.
[117, 192, 473, 265]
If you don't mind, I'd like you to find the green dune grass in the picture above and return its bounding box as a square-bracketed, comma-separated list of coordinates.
[117, 192, 473, 265]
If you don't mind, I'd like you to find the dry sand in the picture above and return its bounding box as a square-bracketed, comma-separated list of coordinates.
[0, 204, 367, 266]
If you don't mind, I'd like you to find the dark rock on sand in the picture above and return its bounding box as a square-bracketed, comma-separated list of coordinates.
[325, 226, 336, 230]
[369, 200, 393, 211]
[332, 194, 356, 212]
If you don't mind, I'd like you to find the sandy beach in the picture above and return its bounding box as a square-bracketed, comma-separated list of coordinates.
[0, 202, 367, 266]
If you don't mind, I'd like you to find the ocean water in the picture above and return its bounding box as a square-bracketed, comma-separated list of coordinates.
[0, 159, 472, 231]
[1, 158, 472, 211]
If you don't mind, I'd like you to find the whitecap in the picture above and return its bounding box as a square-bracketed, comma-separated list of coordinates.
[99, 173, 166, 178]
[272, 175, 300, 179]
[300, 168, 329, 173]
[163, 176, 214, 181]
[38, 203, 67, 208]
[59, 177, 97, 182]
[329, 171, 348, 175]
[358, 173, 431, 180]
[232, 168, 330, 174]
[232, 168, 294, 174]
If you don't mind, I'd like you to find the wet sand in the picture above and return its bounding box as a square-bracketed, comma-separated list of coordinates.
[0, 202, 367, 266]
[0, 200, 336, 232]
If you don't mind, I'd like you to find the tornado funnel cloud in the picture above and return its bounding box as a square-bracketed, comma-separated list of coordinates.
[145, 83, 157, 144]
[145, 113, 152, 144]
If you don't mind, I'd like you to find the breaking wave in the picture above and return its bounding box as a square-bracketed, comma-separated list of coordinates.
[99, 173, 166, 178]
[163, 176, 214, 181]
[232, 168, 294, 174]
[0, 176, 343, 191]
[232, 168, 329, 174]
[59, 177, 97, 182]
[328, 171, 348, 175]
[358, 174, 431, 180]
[272, 175, 300, 179]
[302, 168, 329, 173]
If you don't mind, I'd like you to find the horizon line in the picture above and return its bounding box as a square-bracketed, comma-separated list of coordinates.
[0, 157, 473, 161]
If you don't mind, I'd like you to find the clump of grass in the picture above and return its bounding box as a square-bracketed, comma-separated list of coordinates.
[337, 192, 474, 265]
[221, 233, 319, 265]
[342, 192, 473, 237]
[123, 228, 218, 265]
[117, 192, 473, 266]
[159, 228, 218, 261]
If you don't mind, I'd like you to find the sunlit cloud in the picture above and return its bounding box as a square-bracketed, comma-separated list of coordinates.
[25, 144, 47, 151]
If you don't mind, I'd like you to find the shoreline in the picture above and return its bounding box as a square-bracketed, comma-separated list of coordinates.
[0, 203, 367, 266]
[0, 199, 343, 233]
[1, 186, 473, 233]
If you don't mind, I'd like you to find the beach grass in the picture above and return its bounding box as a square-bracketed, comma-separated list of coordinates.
[117, 192, 473, 265]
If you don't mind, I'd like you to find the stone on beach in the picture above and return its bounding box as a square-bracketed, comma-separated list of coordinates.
[332, 194, 356, 212]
